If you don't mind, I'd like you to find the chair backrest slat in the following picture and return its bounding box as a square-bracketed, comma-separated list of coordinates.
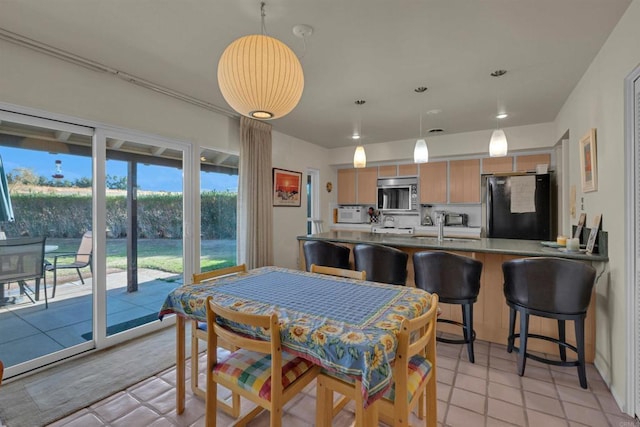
[192, 264, 247, 284]
[310, 264, 365, 281]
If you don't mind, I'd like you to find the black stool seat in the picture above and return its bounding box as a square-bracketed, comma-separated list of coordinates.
[502, 257, 596, 388]
[353, 244, 408, 285]
[303, 240, 351, 272]
[413, 251, 482, 363]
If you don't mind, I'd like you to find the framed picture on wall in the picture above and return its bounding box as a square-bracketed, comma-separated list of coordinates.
[273, 168, 302, 207]
[579, 128, 598, 192]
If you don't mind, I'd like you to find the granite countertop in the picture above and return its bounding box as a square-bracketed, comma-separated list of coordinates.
[298, 231, 609, 262]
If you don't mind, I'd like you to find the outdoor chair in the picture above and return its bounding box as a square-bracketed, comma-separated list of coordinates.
[205, 296, 320, 427]
[316, 293, 439, 427]
[191, 264, 246, 417]
[0, 237, 48, 308]
[45, 231, 92, 298]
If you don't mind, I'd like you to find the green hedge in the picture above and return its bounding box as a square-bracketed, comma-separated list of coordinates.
[3, 191, 237, 239]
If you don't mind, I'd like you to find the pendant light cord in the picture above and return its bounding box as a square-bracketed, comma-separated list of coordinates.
[419, 112, 423, 137]
[260, 2, 267, 35]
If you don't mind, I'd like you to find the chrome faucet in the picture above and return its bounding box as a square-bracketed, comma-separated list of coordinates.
[436, 212, 445, 242]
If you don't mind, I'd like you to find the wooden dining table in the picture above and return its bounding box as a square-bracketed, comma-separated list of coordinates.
[158, 266, 433, 423]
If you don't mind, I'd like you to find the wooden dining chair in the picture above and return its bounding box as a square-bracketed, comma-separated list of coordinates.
[316, 293, 439, 427]
[191, 264, 246, 417]
[205, 296, 320, 427]
[310, 264, 366, 281]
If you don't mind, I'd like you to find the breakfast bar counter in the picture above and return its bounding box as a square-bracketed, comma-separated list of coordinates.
[297, 231, 609, 362]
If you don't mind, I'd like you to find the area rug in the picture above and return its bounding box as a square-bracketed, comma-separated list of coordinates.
[0, 324, 190, 427]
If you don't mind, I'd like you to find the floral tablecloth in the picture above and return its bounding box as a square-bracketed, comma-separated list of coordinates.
[159, 266, 431, 404]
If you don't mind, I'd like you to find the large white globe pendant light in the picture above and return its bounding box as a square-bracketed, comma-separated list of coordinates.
[217, 3, 304, 120]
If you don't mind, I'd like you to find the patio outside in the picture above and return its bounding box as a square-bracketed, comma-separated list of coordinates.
[0, 238, 236, 368]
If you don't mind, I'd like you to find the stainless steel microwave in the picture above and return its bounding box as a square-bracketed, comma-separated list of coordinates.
[377, 177, 418, 212]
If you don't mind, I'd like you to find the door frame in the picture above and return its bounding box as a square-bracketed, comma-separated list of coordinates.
[624, 63, 639, 419]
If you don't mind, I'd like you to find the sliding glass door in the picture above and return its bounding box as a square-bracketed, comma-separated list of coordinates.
[0, 110, 95, 377]
[102, 132, 187, 338]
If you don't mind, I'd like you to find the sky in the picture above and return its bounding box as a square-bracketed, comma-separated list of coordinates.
[0, 146, 238, 193]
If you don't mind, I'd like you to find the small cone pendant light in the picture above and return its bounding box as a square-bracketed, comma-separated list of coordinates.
[489, 70, 508, 157]
[414, 112, 429, 163]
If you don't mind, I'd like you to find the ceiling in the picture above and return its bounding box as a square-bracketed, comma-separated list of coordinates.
[0, 0, 632, 149]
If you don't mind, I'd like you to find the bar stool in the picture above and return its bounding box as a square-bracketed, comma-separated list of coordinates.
[413, 251, 482, 363]
[353, 243, 408, 285]
[303, 240, 351, 272]
[502, 257, 596, 388]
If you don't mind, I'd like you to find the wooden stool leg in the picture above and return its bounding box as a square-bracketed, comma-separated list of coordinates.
[462, 303, 475, 363]
[558, 319, 567, 361]
[507, 307, 516, 353]
[517, 311, 529, 376]
[575, 317, 588, 389]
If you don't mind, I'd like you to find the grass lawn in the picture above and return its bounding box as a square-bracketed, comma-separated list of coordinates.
[47, 238, 237, 275]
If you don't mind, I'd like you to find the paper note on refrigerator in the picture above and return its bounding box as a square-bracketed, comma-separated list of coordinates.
[510, 175, 536, 213]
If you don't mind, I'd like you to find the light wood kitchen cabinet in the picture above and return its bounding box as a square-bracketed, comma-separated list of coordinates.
[482, 156, 514, 174]
[449, 159, 480, 203]
[516, 154, 551, 172]
[337, 169, 356, 204]
[378, 165, 396, 177]
[398, 163, 418, 176]
[356, 167, 378, 204]
[419, 161, 447, 204]
[378, 164, 418, 177]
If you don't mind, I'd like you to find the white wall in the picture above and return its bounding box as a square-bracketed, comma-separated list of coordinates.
[0, 39, 240, 153]
[328, 122, 556, 166]
[271, 131, 332, 269]
[553, 0, 639, 411]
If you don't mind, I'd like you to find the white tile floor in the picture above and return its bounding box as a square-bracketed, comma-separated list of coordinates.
[47, 339, 637, 427]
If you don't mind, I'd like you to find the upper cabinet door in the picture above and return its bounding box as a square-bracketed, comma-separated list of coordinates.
[449, 159, 480, 203]
[398, 163, 418, 176]
[515, 154, 551, 173]
[378, 165, 397, 177]
[337, 169, 357, 204]
[482, 156, 514, 174]
[419, 161, 447, 204]
[357, 167, 378, 204]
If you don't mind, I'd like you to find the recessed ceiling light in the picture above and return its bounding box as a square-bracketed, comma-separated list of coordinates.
[352, 133, 361, 140]
[354, 100, 366, 105]
[426, 109, 442, 115]
[414, 87, 428, 93]
[496, 113, 508, 119]
[200, 156, 206, 161]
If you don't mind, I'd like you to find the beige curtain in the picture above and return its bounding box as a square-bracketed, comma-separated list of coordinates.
[237, 116, 273, 268]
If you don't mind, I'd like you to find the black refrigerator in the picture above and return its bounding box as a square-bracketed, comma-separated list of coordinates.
[484, 173, 553, 240]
